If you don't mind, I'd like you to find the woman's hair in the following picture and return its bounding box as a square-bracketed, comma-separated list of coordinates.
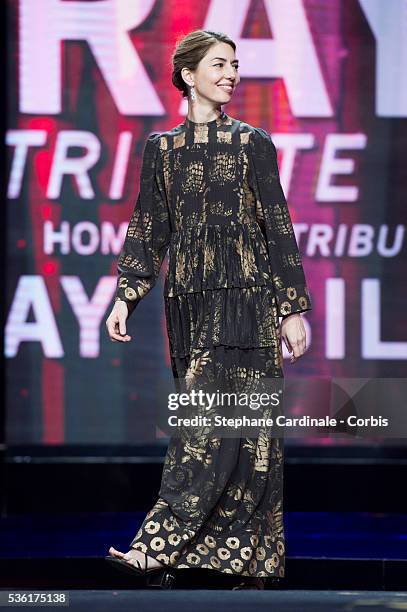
[171, 30, 236, 99]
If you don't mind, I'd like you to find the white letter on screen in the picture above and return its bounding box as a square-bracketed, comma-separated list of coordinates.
[19, 0, 162, 115]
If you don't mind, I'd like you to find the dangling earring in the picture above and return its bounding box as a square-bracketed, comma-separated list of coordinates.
[190, 85, 196, 102]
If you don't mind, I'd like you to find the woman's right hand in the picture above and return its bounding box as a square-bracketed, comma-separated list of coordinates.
[106, 300, 132, 342]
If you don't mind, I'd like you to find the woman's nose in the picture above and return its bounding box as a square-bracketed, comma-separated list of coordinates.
[224, 66, 236, 80]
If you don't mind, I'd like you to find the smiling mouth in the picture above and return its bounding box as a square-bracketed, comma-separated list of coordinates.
[218, 84, 233, 92]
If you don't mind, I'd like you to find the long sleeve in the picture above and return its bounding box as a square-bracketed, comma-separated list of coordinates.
[114, 132, 171, 318]
[249, 127, 312, 319]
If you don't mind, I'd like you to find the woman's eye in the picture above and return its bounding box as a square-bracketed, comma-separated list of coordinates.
[214, 63, 239, 70]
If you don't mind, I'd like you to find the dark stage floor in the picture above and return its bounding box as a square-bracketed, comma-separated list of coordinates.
[1, 589, 407, 611]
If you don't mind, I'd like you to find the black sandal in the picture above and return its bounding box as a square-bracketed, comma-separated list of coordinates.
[105, 549, 176, 589]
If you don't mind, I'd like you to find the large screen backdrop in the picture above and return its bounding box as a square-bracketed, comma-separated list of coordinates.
[5, 0, 407, 446]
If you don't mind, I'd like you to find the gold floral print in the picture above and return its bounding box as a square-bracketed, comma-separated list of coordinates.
[163, 518, 175, 532]
[241, 546, 253, 560]
[287, 287, 297, 300]
[255, 546, 266, 560]
[170, 551, 181, 563]
[250, 534, 260, 547]
[235, 233, 259, 281]
[186, 552, 201, 565]
[204, 535, 216, 549]
[194, 124, 209, 143]
[203, 243, 216, 280]
[196, 543, 209, 555]
[226, 536, 240, 549]
[254, 430, 272, 472]
[280, 301, 292, 315]
[209, 151, 237, 184]
[209, 200, 233, 217]
[173, 132, 185, 149]
[266, 499, 284, 539]
[248, 127, 312, 317]
[183, 160, 205, 193]
[168, 533, 182, 546]
[230, 559, 244, 572]
[299, 295, 309, 309]
[115, 116, 311, 322]
[240, 131, 250, 145]
[124, 287, 137, 300]
[150, 537, 165, 551]
[185, 349, 212, 390]
[144, 520, 160, 534]
[218, 131, 232, 144]
[114, 112, 313, 580]
[217, 546, 232, 560]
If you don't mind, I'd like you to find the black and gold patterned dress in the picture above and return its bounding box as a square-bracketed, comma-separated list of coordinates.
[114, 110, 312, 579]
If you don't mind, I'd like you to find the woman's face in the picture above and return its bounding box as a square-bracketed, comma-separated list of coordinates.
[186, 41, 240, 104]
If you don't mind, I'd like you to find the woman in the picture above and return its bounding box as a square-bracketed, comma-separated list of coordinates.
[105, 30, 312, 590]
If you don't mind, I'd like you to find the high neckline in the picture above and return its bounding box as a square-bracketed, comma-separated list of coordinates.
[184, 110, 227, 129]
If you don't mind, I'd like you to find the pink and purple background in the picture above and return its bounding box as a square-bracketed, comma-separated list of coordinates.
[5, 0, 407, 446]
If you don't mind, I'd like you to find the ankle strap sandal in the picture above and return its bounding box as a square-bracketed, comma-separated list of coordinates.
[105, 549, 176, 588]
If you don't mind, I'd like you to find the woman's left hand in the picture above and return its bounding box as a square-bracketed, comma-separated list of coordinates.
[281, 313, 307, 363]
